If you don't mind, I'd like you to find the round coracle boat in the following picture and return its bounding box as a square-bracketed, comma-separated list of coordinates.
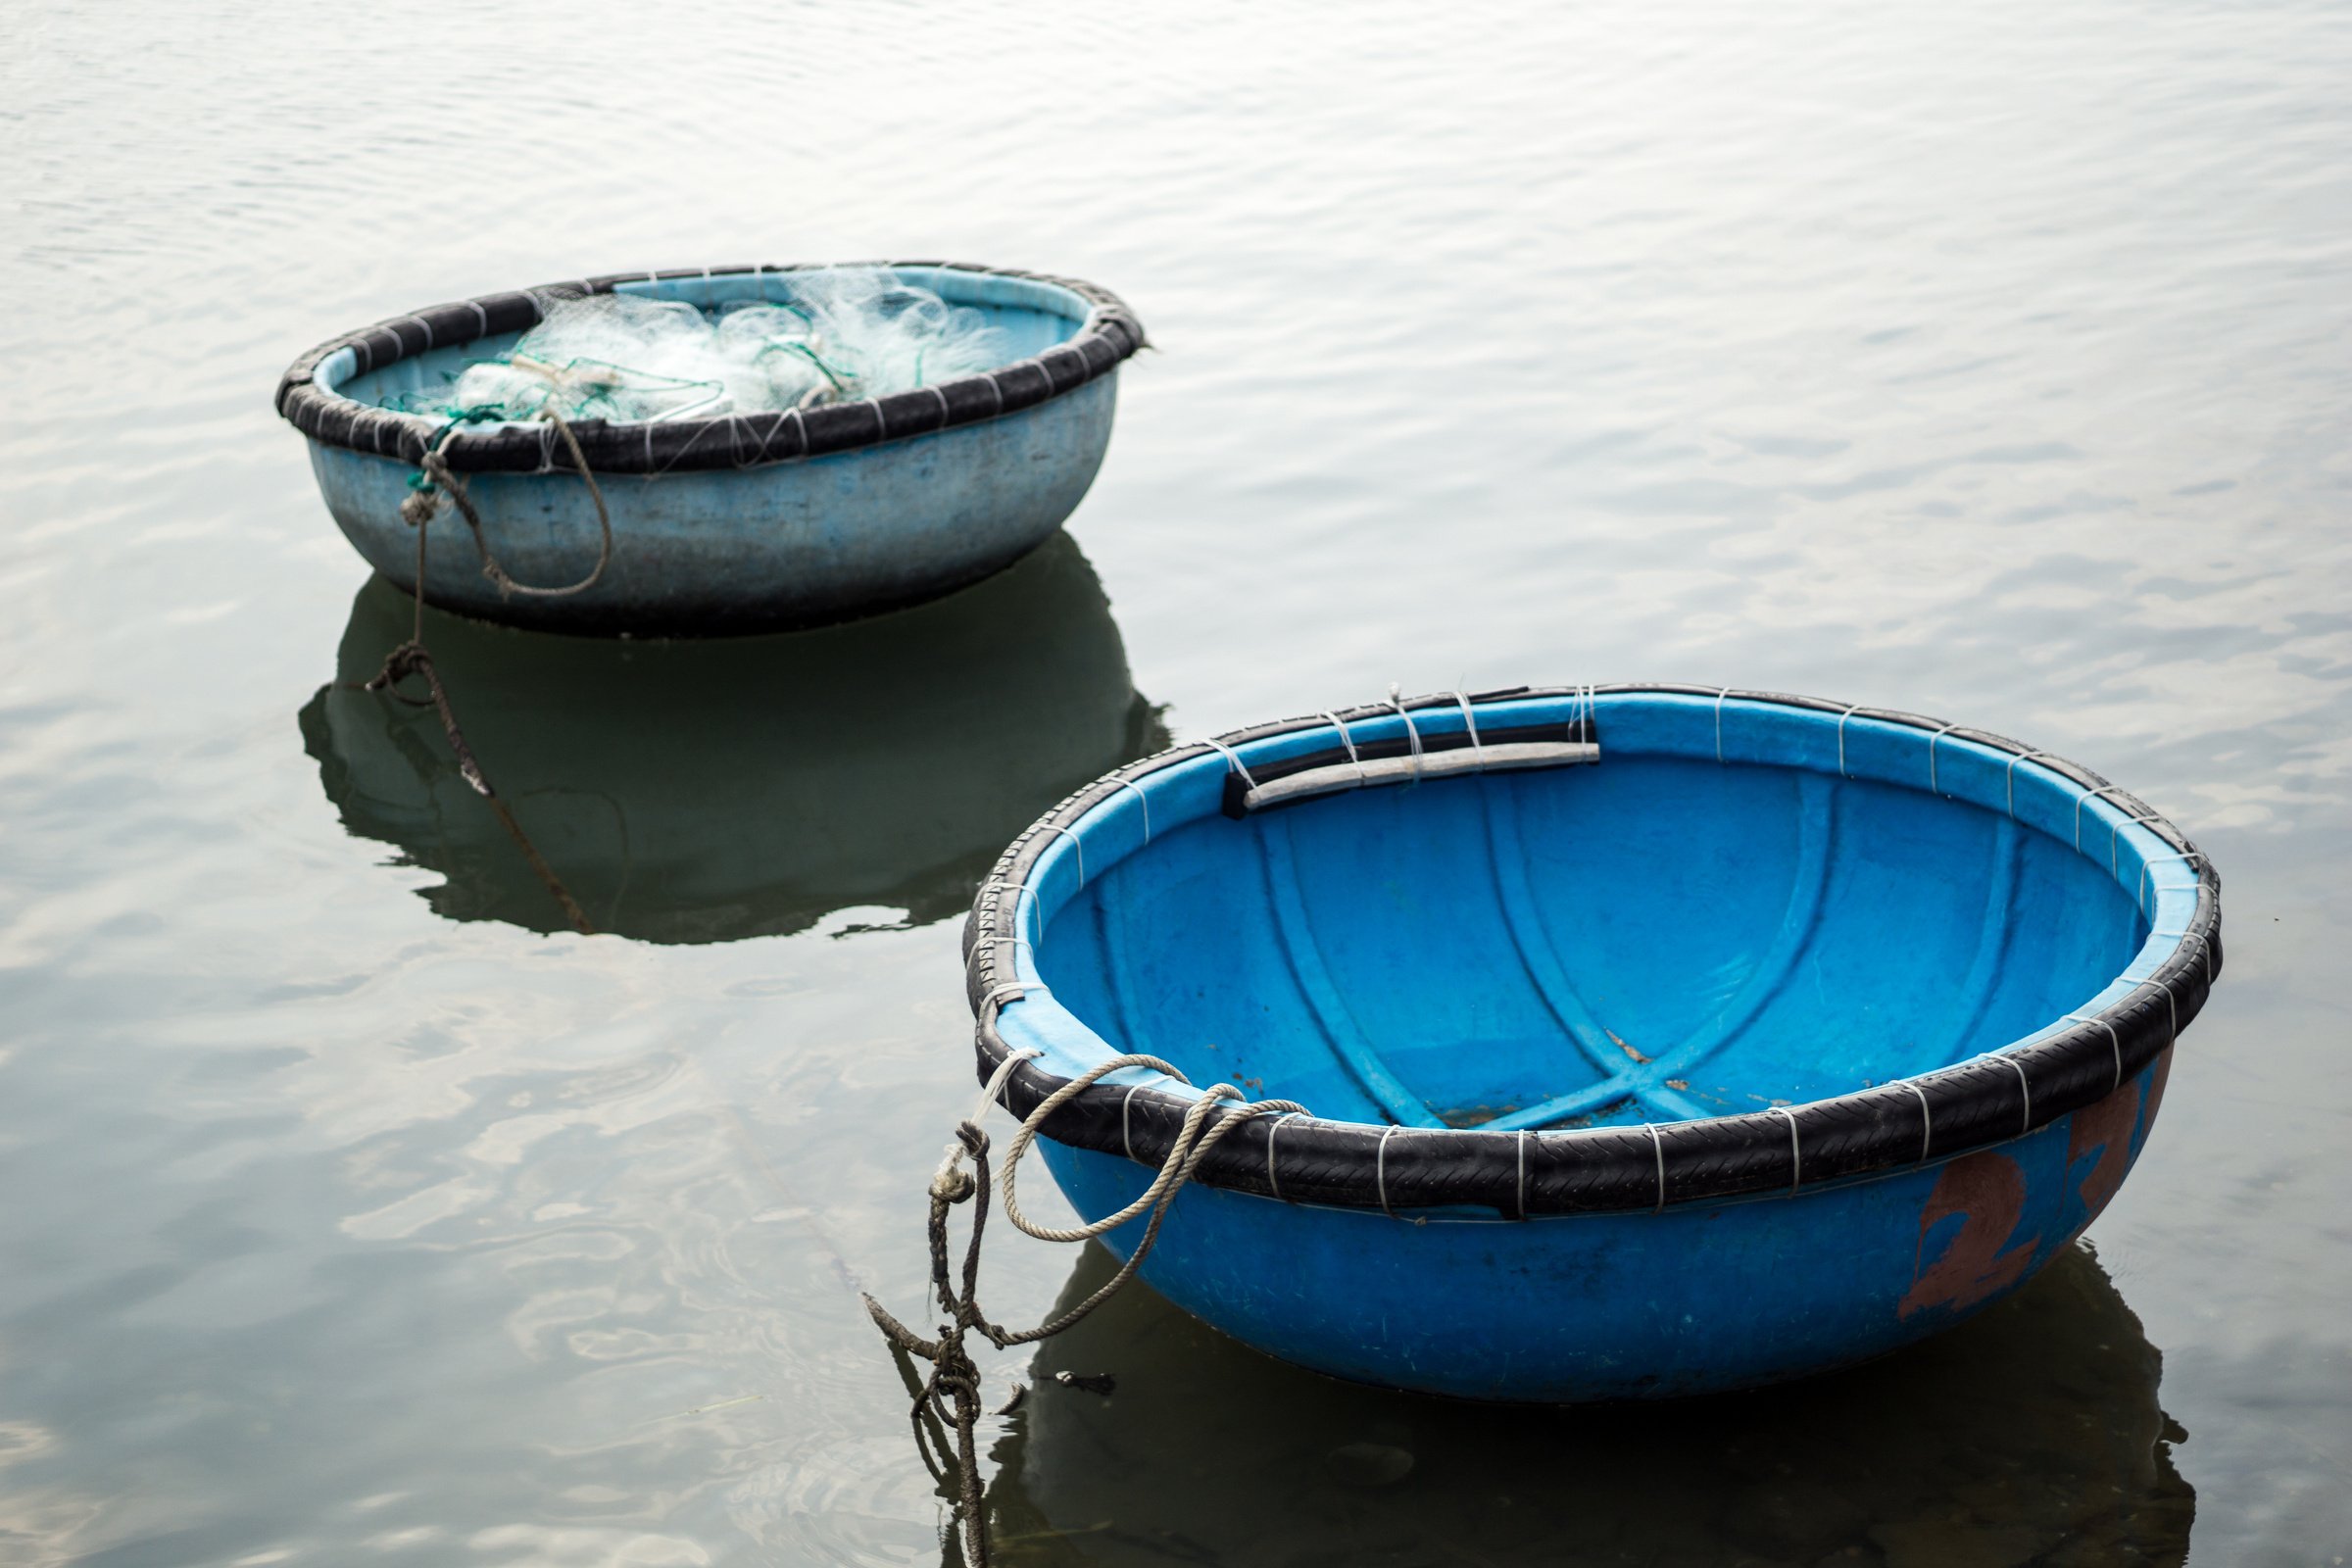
[275, 262, 1142, 636]
[961, 684, 2223, 1400]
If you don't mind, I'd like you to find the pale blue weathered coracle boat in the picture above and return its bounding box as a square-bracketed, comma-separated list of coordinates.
[275, 263, 1142, 635]
[964, 684, 2223, 1400]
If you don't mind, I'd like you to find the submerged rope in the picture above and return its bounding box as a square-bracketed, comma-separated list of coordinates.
[325, 406, 602, 935]
[863, 1053, 1304, 1566]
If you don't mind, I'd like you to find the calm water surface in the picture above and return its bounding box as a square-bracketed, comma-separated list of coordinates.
[4, 3, 2349, 1564]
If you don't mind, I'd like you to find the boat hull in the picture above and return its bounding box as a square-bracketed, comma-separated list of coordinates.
[306, 374, 1115, 636]
[1042, 1049, 2169, 1400]
[965, 684, 2219, 1401]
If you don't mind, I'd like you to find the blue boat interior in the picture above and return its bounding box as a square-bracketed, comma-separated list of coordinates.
[1007, 693, 2195, 1135]
[323, 267, 1092, 418]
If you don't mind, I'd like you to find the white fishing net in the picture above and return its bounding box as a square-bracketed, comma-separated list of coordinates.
[392, 271, 1011, 423]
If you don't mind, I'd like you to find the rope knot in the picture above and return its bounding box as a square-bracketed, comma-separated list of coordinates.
[927, 1121, 990, 1204]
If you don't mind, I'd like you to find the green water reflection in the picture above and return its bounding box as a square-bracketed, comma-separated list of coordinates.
[300, 533, 1164, 943]
[979, 1242, 2191, 1567]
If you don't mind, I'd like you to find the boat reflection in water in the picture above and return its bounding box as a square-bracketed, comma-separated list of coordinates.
[978, 1241, 2192, 1567]
[300, 533, 1164, 942]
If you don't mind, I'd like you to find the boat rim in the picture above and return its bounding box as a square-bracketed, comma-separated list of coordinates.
[962, 682, 2223, 1218]
[273, 260, 1144, 476]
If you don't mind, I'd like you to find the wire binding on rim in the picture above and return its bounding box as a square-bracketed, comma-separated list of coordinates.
[1105, 775, 1152, 844]
[1769, 1105, 1801, 1195]
[1386, 685, 1427, 779]
[1927, 722, 1960, 795]
[1989, 1054, 2032, 1132]
[1320, 710, 1366, 782]
[2075, 784, 2133, 852]
[2006, 750, 2056, 818]
[1452, 690, 1486, 755]
[2066, 1011, 2125, 1093]
[1031, 822, 1084, 890]
[1201, 738, 1257, 788]
[1121, 1083, 1146, 1160]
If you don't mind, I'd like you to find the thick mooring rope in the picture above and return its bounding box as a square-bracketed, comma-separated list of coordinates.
[863, 1054, 1306, 1567]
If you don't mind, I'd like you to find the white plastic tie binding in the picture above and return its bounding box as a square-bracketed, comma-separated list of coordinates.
[1927, 722, 1961, 796]
[1647, 1122, 1667, 1214]
[1906, 1081, 1935, 1161]
[1770, 1105, 1802, 1195]
[1714, 687, 1733, 764]
[2179, 928, 2217, 987]
[2074, 784, 2133, 853]
[2137, 851, 2205, 913]
[2141, 978, 2179, 1045]
[1105, 774, 1152, 844]
[2111, 813, 2167, 878]
[1266, 1111, 1304, 1202]
[1031, 822, 1084, 890]
[1387, 683, 1427, 780]
[2066, 1011, 2125, 1093]
[1121, 1082, 1148, 1160]
[1202, 738, 1257, 789]
[2005, 750, 2057, 819]
[1989, 1053, 2032, 1132]
[968, 1047, 1041, 1127]
[1451, 690, 1486, 758]
[1837, 704, 1863, 779]
[1377, 1124, 1402, 1219]
[1319, 710, 1366, 782]
[1514, 1129, 1530, 1221]
[981, 878, 1043, 946]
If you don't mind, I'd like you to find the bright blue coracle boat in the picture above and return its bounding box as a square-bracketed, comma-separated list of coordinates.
[963, 684, 2222, 1400]
[276, 263, 1141, 635]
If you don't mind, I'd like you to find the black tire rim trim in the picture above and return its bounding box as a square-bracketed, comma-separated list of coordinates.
[274, 261, 1143, 475]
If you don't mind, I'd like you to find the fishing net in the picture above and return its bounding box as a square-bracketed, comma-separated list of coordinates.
[385, 270, 1011, 423]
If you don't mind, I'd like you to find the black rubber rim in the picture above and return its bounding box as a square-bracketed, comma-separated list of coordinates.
[273, 261, 1144, 475]
[961, 683, 2223, 1217]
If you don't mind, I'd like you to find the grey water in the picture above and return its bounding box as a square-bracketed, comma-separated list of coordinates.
[2, 2, 2347, 1563]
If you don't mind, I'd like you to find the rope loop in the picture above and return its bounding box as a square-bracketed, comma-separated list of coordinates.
[406, 408, 614, 600]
